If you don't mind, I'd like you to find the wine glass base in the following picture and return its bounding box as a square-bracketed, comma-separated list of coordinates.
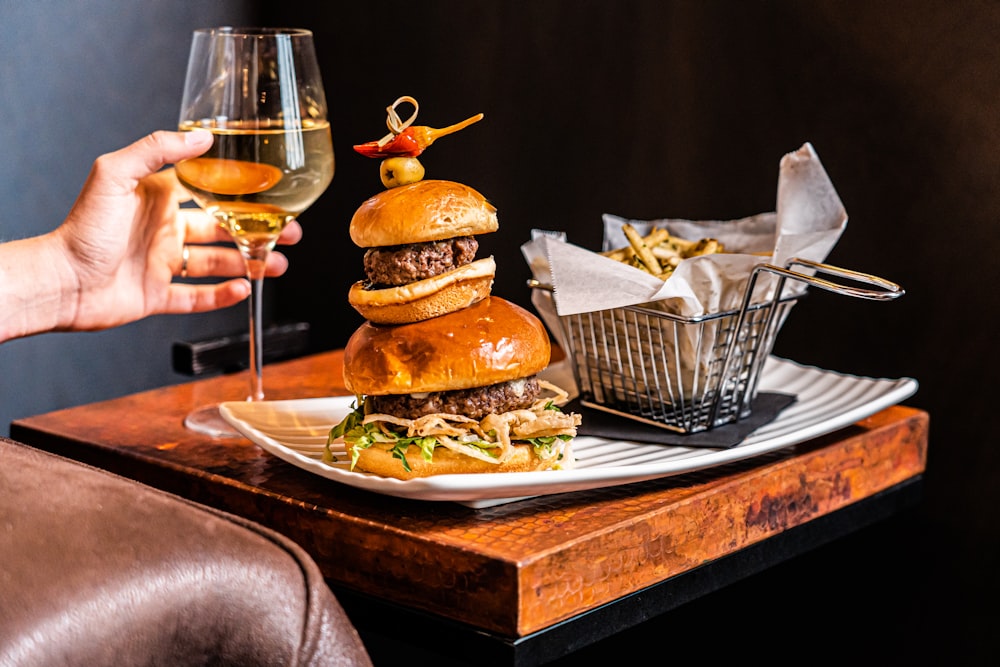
[184, 404, 242, 438]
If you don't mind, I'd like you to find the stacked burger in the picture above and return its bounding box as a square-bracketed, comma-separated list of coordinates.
[328, 97, 580, 480]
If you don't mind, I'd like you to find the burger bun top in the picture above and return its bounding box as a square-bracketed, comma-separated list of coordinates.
[349, 179, 499, 248]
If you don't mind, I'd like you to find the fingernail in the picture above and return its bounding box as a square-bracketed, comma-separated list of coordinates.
[185, 129, 213, 146]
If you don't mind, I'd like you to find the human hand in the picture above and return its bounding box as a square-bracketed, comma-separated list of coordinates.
[52, 130, 303, 332]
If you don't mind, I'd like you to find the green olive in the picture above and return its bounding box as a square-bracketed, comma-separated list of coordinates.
[380, 157, 425, 188]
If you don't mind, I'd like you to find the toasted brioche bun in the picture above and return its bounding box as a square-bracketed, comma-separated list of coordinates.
[349, 440, 574, 480]
[343, 296, 551, 396]
[350, 179, 498, 248]
[348, 257, 495, 324]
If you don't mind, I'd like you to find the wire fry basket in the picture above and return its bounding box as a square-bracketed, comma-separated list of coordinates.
[532, 258, 904, 434]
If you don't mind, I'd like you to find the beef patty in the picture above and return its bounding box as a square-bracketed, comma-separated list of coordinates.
[369, 377, 542, 421]
[363, 236, 478, 288]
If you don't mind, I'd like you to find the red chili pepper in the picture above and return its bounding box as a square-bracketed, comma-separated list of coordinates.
[353, 129, 425, 158]
[353, 113, 484, 159]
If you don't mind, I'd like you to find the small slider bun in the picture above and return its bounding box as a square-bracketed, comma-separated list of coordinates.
[350, 179, 498, 248]
[347, 257, 495, 325]
[348, 179, 499, 323]
[343, 296, 551, 396]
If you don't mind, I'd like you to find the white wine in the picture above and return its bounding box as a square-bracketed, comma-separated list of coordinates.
[176, 120, 334, 245]
[177, 28, 331, 426]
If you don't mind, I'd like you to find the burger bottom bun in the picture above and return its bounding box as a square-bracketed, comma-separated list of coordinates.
[349, 441, 575, 480]
[348, 258, 495, 325]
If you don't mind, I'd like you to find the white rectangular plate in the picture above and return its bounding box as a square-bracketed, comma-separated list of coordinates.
[220, 357, 918, 508]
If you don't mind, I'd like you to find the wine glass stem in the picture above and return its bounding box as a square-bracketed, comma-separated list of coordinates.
[245, 255, 268, 402]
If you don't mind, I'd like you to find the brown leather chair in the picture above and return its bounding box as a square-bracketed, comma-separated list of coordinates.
[0, 437, 372, 666]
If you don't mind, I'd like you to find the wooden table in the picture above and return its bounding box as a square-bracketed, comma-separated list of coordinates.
[10, 350, 928, 666]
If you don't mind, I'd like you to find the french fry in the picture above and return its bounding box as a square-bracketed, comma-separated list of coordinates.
[643, 227, 670, 247]
[622, 224, 662, 274]
[600, 246, 635, 261]
[651, 245, 682, 262]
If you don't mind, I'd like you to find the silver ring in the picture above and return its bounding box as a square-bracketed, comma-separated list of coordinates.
[180, 245, 190, 279]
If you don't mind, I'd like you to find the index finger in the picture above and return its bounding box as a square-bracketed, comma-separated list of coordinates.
[178, 209, 304, 247]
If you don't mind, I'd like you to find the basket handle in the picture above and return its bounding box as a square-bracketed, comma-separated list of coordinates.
[715, 259, 903, 426]
[758, 258, 905, 301]
[528, 260, 904, 301]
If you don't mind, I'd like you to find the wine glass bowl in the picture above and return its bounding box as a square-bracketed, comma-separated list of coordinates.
[177, 27, 333, 436]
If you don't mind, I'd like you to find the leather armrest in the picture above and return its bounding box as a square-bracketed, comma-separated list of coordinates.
[0, 437, 371, 666]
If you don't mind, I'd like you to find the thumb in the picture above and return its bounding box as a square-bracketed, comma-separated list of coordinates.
[103, 130, 214, 184]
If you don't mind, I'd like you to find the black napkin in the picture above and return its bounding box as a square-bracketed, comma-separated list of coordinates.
[568, 392, 797, 449]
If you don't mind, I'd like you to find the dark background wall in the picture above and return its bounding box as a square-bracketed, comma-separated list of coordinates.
[3, 1, 996, 663]
[267, 1, 998, 662]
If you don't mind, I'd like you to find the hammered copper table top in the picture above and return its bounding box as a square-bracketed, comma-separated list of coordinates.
[11, 349, 929, 637]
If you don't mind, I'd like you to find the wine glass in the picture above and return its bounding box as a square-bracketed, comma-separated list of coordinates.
[176, 27, 334, 437]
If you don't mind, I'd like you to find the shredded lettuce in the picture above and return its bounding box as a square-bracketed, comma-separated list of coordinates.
[325, 391, 577, 473]
[525, 433, 572, 459]
[326, 398, 495, 472]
